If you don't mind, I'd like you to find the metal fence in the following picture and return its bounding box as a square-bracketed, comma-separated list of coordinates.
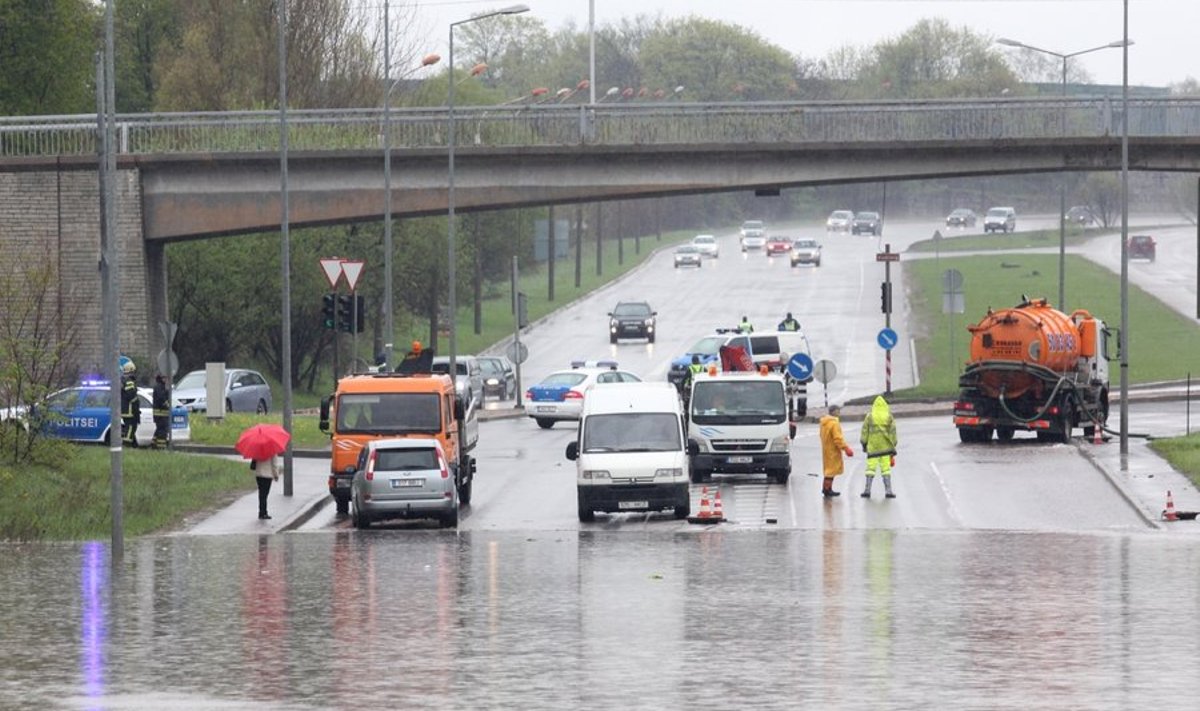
[1, 97, 1197, 159]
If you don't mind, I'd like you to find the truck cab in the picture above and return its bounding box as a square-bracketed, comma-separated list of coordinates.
[687, 370, 792, 484]
[319, 372, 477, 514]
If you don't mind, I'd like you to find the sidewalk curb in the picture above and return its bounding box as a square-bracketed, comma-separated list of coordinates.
[1076, 443, 1162, 530]
[278, 491, 333, 533]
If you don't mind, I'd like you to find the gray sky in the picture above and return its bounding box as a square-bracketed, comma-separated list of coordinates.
[413, 0, 1195, 88]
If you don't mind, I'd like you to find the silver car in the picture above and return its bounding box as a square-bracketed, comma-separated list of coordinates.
[172, 368, 272, 413]
[351, 438, 458, 528]
[431, 356, 484, 407]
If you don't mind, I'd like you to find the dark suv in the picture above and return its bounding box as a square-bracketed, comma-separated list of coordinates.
[1128, 235, 1156, 261]
[608, 301, 657, 343]
[852, 211, 882, 236]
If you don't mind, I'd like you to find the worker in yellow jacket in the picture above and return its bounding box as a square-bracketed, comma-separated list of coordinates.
[860, 395, 898, 499]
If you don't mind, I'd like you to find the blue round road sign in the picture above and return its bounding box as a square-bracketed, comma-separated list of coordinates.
[787, 353, 814, 380]
[877, 328, 899, 350]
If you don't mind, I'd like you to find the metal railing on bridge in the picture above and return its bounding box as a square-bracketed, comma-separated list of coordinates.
[1, 97, 1197, 159]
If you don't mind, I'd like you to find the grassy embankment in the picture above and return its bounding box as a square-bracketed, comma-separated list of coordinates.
[1151, 434, 1200, 490]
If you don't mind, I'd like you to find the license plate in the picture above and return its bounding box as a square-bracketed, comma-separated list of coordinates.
[536, 406, 555, 413]
[728, 456, 753, 464]
[335, 479, 352, 489]
[391, 479, 422, 489]
[618, 501, 648, 510]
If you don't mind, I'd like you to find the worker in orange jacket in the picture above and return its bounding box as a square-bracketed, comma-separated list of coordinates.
[818, 404, 854, 497]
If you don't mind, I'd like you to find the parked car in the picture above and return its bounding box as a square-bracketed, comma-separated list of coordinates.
[739, 221, 767, 251]
[790, 238, 822, 267]
[0, 380, 190, 446]
[691, 234, 720, 258]
[765, 235, 793, 256]
[430, 355, 484, 407]
[608, 301, 657, 343]
[525, 360, 642, 429]
[983, 207, 1017, 234]
[477, 355, 517, 400]
[173, 368, 272, 414]
[351, 437, 459, 529]
[674, 244, 703, 268]
[826, 210, 854, 232]
[851, 211, 882, 236]
[1128, 234, 1156, 261]
[945, 208, 977, 227]
[1066, 205, 1096, 226]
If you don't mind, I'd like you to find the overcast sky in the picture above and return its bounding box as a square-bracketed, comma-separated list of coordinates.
[412, 0, 1195, 88]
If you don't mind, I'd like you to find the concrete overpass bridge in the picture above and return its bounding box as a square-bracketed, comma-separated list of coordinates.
[1, 97, 1197, 367]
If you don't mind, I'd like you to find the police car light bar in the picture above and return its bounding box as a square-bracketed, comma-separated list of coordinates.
[570, 359, 619, 370]
[81, 378, 111, 387]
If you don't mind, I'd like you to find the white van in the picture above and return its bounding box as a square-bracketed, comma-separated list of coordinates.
[565, 382, 690, 523]
[687, 370, 792, 484]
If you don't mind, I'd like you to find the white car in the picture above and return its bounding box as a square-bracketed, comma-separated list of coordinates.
[524, 361, 642, 429]
[739, 221, 767, 251]
[691, 234, 720, 258]
[826, 210, 854, 232]
[790, 238, 822, 267]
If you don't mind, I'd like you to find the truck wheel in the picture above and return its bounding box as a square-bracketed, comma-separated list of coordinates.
[770, 469, 790, 485]
[457, 478, 472, 506]
[578, 504, 595, 523]
[996, 427, 1015, 442]
[1058, 413, 1072, 444]
[690, 468, 710, 484]
[336, 496, 350, 515]
[536, 418, 554, 429]
[674, 502, 690, 519]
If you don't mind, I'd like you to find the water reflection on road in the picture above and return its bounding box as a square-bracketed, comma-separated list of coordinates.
[3, 530, 1198, 710]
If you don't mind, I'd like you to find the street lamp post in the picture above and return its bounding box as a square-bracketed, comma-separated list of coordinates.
[996, 37, 1130, 313]
[448, 4, 530, 389]
[1119, 0, 1130, 461]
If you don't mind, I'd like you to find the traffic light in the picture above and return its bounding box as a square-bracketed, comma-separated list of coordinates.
[337, 294, 354, 333]
[880, 282, 892, 314]
[353, 294, 365, 334]
[321, 293, 336, 330]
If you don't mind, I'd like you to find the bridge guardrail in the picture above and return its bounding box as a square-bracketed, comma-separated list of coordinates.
[1, 97, 1197, 159]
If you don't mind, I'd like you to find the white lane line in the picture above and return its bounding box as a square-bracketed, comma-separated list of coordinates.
[928, 461, 963, 527]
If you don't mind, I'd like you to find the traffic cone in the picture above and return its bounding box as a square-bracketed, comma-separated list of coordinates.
[1093, 422, 1103, 445]
[688, 486, 718, 524]
[711, 489, 726, 522]
[1163, 491, 1178, 521]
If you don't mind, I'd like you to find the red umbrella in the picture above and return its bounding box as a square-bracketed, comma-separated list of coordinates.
[235, 423, 291, 461]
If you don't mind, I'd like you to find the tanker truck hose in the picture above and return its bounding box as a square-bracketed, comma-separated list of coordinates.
[1065, 386, 1156, 440]
[997, 375, 1072, 424]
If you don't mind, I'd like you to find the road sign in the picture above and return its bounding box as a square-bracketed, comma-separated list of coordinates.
[877, 327, 899, 350]
[812, 359, 837, 385]
[341, 260, 365, 291]
[875, 251, 900, 262]
[932, 229, 943, 242]
[159, 320, 178, 346]
[786, 353, 814, 381]
[943, 293, 965, 314]
[156, 349, 180, 378]
[506, 341, 529, 365]
[319, 258, 344, 289]
[942, 268, 963, 291]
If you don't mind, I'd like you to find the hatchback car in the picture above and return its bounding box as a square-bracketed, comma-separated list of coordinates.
[525, 361, 642, 429]
[430, 355, 484, 407]
[826, 210, 854, 232]
[691, 234, 720, 258]
[765, 236, 793, 256]
[1128, 235, 1156, 261]
[852, 211, 882, 235]
[945, 208, 977, 227]
[674, 244, 703, 268]
[173, 368, 272, 414]
[790, 238, 822, 267]
[6, 381, 191, 446]
[351, 438, 459, 529]
[477, 355, 516, 400]
[608, 301, 657, 343]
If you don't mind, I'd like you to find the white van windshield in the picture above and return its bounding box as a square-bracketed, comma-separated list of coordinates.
[691, 381, 787, 425]
[582, 413, 681, 453]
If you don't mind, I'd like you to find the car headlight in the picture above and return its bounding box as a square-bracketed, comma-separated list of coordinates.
[485, 378, 499, 386]
[655, 468, 682, 479]
[644, 319, 654, 326]
[770, 434, 791, 452]
[582, 470, 610, 480]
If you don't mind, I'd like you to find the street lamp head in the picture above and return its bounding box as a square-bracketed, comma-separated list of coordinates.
[1108, 39, 1134, 48]
[995, 37, 1025, 48]
[498, 3, 530, 14]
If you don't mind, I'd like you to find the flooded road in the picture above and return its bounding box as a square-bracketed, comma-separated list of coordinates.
[4, 529, 1198, 710]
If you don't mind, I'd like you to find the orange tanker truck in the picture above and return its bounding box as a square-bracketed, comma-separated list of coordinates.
[953, 297, 1114, 444]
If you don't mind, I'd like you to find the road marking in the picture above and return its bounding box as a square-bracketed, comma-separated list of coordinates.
[928, 461, 963, 527]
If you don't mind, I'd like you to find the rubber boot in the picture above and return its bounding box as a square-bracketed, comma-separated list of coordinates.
[884, 476, 895, 499]
[861, 475, 873, 498]
[822, 477, 840, 497]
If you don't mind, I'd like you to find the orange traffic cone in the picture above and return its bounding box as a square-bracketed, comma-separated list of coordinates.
[711, 489, 726, 522]
[1163, 491, 1178, 521]
[688, 486, 716, 524]
[1093, 422, 1103, 445]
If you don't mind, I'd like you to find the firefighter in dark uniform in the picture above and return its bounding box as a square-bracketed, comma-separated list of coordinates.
[120, 360, 140, 448]
[151, 374, 171, 449]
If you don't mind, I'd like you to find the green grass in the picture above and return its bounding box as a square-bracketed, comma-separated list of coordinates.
[908, 226, 1093, 253]
[185, 412, 329, 449]
[0, 446, 253, 541]
[896, 253, 1200, 398]
[1150, 432, 1200, 490]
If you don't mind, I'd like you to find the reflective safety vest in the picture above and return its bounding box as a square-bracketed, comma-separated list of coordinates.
[120, 377, 139, 418]
[689, 363, 704, 374]
[778, 318, 800, 331]
[738, 320, 754, 333]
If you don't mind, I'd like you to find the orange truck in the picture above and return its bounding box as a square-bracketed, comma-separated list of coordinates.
[953, 297, 1114, 444]
[318, 371, 478, 514]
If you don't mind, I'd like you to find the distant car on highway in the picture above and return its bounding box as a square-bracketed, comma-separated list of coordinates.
[790, 238, 822, 267]
[945, 208, 977, 227]
[739, 221, 767, 251]
[765, 235, 792, 256]
[477, 355, 516, 400]
[691, 234, 720, 258]
[1128, 234, 1156, 261]
[674, 244, 703, 268]
[1066, 205, 1096, 226]
[826, 210, 854, 233]
[430, 356, 484, 407]
[852, 211, 882, 236]
[608, 301, 657, 343]
[983, 206, 1017, 234]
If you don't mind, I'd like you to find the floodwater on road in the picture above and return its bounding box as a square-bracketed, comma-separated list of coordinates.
[3, 529, 1198, 710]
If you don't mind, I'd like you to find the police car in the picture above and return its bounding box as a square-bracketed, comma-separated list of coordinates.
[525, 360, 642, 429]
[5, 380, 191, 445]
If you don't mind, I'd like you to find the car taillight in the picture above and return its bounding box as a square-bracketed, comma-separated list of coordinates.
[525, 390, 533, 401]
[439, 454, 450, 479]
[1047, 405, 1060, 415]
[365, 450, 377, 481]
[955, 401, 974, 411]
[564, 390, 584, 400]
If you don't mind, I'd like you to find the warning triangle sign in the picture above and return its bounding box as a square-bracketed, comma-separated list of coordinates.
[341, 260, 365, 291]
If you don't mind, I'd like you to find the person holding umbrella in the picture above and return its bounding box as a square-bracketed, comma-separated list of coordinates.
[236, 424, 291, 521]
